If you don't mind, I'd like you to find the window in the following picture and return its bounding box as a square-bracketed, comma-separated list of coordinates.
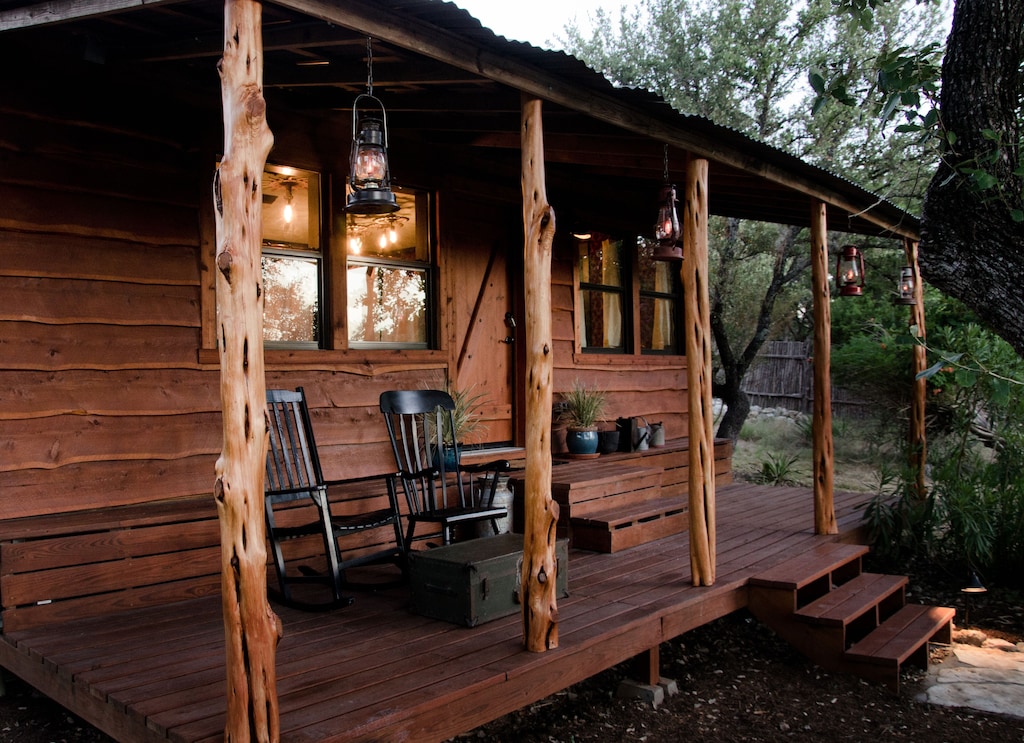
[576, 234, 682, 355]
[346, 188, 432, 348]
[577, 237, 626, 352]
[637, 240, 680, 354]
[261, 165, 322, 348]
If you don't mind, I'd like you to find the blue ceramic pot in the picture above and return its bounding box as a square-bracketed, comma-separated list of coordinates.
[565, 429, 599, 455]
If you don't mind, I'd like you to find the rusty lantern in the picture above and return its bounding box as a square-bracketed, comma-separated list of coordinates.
[895, 265, 917, 305]
[836, 245, 865, 297]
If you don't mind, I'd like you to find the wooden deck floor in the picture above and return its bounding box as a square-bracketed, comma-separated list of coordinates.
[0, 484, 873, 743]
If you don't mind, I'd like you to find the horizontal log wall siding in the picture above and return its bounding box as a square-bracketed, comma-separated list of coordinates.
[0, 83, 411, 523]
[0, 77, 694, 527]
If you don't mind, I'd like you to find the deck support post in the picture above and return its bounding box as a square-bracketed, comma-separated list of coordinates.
[810, 200, 837, 534]
[630, 646, 661, 686]
[215, 1, 281, 740]
[683, 155, 716, 586]
[520, 94, 559, 652]
[905, 238, 928, 499]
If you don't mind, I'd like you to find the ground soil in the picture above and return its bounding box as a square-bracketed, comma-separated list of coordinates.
[2, 570, 1021, 743]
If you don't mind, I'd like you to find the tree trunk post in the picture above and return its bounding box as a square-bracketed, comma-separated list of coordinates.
[520, 94, 559, 652]
[215, 1, 281, 740]
[683, 156, 716, 586]
[809, 200, 837, 535]
[905, 238, 928, 499]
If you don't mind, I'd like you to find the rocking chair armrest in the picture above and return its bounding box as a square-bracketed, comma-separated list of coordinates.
[319, 472, 394, 490]
[395, 465, 440, 481]
[459, 459, 512, 476]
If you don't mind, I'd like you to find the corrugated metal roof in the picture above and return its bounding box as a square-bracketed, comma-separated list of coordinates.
[0, 0, 918, 238]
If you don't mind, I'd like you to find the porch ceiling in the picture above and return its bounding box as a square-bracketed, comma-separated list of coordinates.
[0, 0, 920, 240]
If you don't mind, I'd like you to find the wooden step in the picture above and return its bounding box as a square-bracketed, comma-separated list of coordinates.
[569, 497, 687, 553]
[794, 573, 907, 627]
[844, 604, 956, 692]
[749, 541, 868, 592]
[845, 604, 956, 666]
[551, 465, 663, 508]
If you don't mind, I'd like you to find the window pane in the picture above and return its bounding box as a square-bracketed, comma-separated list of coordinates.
[262, 167, 320, 250]
[262, 255, 319, 344]
[578, 238, 622, 288]
[347, 190, 428, 262]
[579, 288, 624, 351]
[640, 296, 676, 352]
[347, 264, 428, 345]
[639, 252, 674, 293]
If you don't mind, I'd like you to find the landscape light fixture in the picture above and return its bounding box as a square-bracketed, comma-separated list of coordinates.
[347, 38, 398, 215]
[652, 145, 683, 262]
[836, 245, 865, 297]
[961, 570, 987, 594]
[895, 265, 917, 305]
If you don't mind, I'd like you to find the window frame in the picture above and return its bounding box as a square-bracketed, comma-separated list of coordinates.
[573, 233, 684, 359]
[344, 186, 436, 351]
[260, 163, 324, 350]
[199, 161, 443, 365]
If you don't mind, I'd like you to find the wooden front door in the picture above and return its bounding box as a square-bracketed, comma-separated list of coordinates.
[444, 203, 521, 447]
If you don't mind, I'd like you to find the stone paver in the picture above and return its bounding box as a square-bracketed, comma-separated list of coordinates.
[917, 643, 1024, 719]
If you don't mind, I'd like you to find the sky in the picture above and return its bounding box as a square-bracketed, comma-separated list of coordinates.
[451, 0, 620, 49]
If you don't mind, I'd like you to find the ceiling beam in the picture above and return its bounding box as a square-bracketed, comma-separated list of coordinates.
[0, 0, 184, 31]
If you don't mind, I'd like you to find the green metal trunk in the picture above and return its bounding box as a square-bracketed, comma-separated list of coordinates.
[407, 533, 569, 627]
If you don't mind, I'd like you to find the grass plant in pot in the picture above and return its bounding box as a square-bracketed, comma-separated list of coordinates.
[558, 380, 606, 456]
[428, 378, 487, 470]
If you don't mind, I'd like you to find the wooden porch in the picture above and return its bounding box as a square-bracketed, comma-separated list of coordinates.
[0, 483, 873, 743]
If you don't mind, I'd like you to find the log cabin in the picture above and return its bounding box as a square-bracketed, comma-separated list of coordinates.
[0, 1, 945, 741]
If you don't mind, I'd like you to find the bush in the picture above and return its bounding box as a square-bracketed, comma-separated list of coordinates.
[861, 319, 1024, 588]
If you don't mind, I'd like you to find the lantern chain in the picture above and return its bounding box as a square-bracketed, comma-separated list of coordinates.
[366, 37, 374, 97]
[663, 144, 670, 184]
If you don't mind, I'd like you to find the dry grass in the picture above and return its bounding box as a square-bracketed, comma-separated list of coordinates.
[731, 414, 892, 493]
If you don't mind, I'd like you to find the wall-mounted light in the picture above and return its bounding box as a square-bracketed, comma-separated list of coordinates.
[282, 183, 294, 224]
[895, 265, 916, 305]
[347, 38, 398, 215]
[652, 145, 682, 262]
[836, 245, 865, 297]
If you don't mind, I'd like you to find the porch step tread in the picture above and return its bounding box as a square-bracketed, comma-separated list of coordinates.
[571, 509, 687, 553]
[845, 604, 956, 666]
[794, 573, 907, 626]
[748, 542, 869, 591]
[570, 496, 687, 529]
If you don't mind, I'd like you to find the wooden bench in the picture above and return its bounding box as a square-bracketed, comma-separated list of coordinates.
[0, 479, 401, 632]
[0, 497, 223, 632]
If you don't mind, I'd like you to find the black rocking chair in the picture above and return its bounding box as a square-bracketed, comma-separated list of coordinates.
[264, 387, 405, 610]
[379, 389, 511, 548]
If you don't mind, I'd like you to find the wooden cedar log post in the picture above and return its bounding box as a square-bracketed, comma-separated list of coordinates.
[214, 1, 281, 740]
[683, 156, 716, 586]
[520, 94, 559, 651]
[905, 238, 928, 499]
[809, 200, 837, 535]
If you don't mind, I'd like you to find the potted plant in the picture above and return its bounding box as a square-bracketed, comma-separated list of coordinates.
[428, 378, 488, 469]
[558, 379, 606, 455]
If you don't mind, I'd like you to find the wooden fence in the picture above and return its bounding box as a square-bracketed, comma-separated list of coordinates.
[740, 340, 871, 418]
